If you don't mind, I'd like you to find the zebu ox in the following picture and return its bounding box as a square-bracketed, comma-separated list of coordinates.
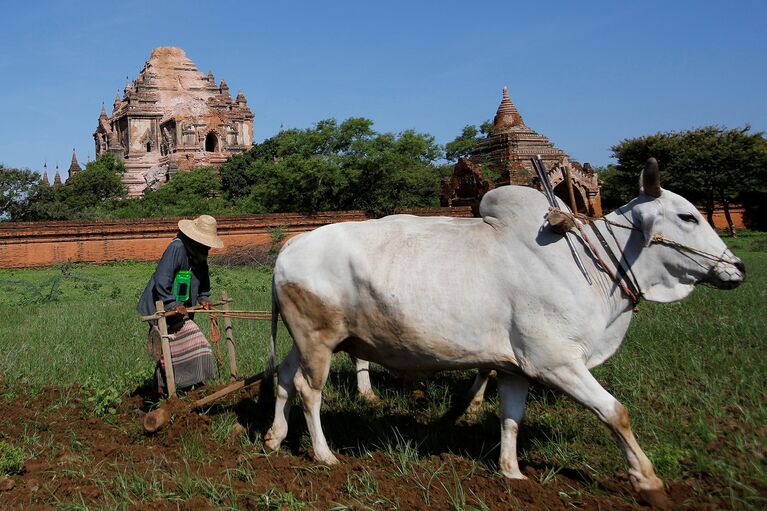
[263, 161, 744, 507]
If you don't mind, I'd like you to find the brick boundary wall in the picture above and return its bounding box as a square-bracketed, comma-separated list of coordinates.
[704, 206, 745, 230]
[0, 205, 743, 269]
[0, 207, 474, 269]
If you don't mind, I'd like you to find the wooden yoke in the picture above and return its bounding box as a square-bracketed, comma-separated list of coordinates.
[221, 290, 238, 380]
[155, 299, 176, 397]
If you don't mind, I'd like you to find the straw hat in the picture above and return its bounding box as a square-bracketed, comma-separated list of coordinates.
[178, 215, 224, 249]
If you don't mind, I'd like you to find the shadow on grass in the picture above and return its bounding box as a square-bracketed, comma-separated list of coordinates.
[200, 366, 602, 487]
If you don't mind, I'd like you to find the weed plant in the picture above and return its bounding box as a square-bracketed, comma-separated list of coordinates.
[0, 440, 25, 475]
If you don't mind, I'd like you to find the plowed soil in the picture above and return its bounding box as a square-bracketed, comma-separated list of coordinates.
[0, 387, 734, 510]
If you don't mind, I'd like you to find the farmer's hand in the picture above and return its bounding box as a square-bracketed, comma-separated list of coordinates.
[173, 305, 187, 316]
[200, 300, 212, 310]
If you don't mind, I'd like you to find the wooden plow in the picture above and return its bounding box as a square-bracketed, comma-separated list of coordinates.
[140, 290, 275, 433]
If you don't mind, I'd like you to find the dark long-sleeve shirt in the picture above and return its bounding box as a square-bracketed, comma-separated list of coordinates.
[137, 238, 211, 324]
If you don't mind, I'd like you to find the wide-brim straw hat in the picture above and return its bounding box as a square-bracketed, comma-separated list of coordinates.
[178, 215, 224, 249]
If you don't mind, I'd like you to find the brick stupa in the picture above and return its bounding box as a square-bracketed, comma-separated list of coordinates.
[443, 87, 601, 216]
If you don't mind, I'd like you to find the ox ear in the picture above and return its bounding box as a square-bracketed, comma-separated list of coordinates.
[640, 157, 662, 198]
[636, 203, 662, 247]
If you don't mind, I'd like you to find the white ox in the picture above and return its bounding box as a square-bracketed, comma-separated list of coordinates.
[263, 162, 744, 508]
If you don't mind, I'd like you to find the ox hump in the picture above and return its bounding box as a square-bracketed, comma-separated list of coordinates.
[479, 186, 550, 227]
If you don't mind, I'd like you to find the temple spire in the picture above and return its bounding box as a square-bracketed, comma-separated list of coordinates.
[54, 165, 62, 187]
[41, 163, 50, 186]
[68, 148, 82, 179]
[100, 102, 107, 118]
[492, 85, 524, 133]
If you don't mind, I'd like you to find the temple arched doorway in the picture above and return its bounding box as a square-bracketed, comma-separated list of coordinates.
[205, 132, 219, 152]
[553, 180, 587, 214]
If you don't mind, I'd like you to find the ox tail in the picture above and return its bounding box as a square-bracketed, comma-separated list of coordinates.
[258, 274, 279, 406]
[266, 273, 279, 378]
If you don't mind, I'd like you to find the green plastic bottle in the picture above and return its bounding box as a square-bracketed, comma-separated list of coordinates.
[173, 270, 192, 302]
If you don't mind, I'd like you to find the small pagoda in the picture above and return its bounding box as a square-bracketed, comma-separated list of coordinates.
[66, 149, 82, 182]
[442, 87, 601, 216]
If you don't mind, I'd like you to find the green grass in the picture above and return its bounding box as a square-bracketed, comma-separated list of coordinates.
[0, 233, 765, 508]
[0, 262, 283, 394]
[0, 440, 26, 475]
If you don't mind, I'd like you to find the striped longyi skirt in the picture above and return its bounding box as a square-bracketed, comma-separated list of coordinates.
[154, 319, 217, 391]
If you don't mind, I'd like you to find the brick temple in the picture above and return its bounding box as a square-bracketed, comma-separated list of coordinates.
[443, 87, 602, 216]
[94, 47, 254, 196]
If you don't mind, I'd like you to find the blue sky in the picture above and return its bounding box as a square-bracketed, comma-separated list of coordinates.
[1, 0, 765, 178]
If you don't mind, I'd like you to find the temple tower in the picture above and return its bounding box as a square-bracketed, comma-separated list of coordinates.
[94, 47, 254, 196]
[443, 87, 601, 216]
[67, 149, 82, 182]
[41, 163, 50, 186]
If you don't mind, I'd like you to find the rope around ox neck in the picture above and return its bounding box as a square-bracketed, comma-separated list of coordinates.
[549, 207, 736, 307]
[548, 208, 641, 306]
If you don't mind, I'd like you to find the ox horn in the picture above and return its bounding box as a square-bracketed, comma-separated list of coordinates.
[642, 157, 661, 197]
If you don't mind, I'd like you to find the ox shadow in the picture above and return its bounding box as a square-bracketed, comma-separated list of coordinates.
[226, 367, 600, 486]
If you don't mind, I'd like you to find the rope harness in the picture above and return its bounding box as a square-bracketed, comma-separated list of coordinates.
[206, 311, 277, 369]
[546, 207, 735, 308]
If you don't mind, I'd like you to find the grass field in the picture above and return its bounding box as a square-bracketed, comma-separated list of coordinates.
[0, 232, 765, 509]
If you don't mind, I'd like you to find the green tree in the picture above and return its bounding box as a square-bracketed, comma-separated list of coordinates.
[0, 165, 39, 220]
[610, 126, 767, 234]
[62, 153, 127, 212]
[111, 167, 229, 218]
[21, 153, 127, 221]
[220, 118, 443, 216]
[444, 120, 493, 161]
[593, 165, 625, 211]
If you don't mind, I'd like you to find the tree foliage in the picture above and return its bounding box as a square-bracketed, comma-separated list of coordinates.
[0, 165, 39, 220]
[609, 126, 767, 233]
[220, 118, 443, 216]
[444, 120, 493, 161]
[110, 167, 229, 219]
[17, 153, 127, 221]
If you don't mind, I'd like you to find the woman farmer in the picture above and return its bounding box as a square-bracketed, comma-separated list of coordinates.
[137, 215, 224, 394]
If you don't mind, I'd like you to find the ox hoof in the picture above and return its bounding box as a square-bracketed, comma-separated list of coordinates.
[500, 467, 527, 480]
[459, 401, 484, 423]
[639, 488, 670, 510]
[313, 451, 339, 465]
[359, 391, 381, 405]
[263, 431, 283, 452]
[467, 400, 483, 414]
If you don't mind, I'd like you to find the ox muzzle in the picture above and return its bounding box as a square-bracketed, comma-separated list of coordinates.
[706, 249, 746, 290]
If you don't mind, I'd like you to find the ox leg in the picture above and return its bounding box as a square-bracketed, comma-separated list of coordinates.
[264, 346, 300, 452]
[465, 369, 493, 416]
[295, 348, 338, 465]
[497, 372, 528, 479]
[352, 357, 380, 404]
[540, 364, 669, 510]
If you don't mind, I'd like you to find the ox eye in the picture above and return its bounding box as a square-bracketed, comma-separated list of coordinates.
[678, 213, 699, 224]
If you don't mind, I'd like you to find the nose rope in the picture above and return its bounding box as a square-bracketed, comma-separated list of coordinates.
[599, 216, 734, 265]
[648, 234, 734, 265]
